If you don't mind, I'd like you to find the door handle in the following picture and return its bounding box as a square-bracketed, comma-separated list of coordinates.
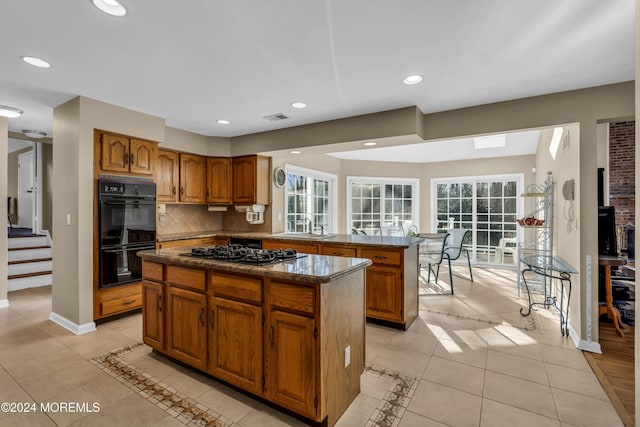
[124, 152, 130, 165]
[130, 153, 135, 164]
[172, 187, 176, 196]
[199, 307, 205, 326]
[269, 325, 274, 347]
[157, 294, 162, 312]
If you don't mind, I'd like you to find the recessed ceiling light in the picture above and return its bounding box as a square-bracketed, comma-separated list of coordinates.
[0, 105, 23, 118]
[291, 102, 306, 109]
[90, 0, 127, 17]
[21, 56, 51, 68]
[22, 130, 47, 139]
[403, 74, 423, 85]
[363, 142, 377, 146]
[290, 150, 302, 155]
[473, 134, 506, 150]
[216, 119, 230, 125]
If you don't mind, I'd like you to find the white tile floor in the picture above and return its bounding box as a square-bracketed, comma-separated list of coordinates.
[0, 266, 625, 426]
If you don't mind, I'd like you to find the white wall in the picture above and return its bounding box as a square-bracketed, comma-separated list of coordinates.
[0, 117, 8, 305]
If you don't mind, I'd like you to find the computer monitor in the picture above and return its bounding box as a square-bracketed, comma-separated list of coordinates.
[598, 206, 618, 256]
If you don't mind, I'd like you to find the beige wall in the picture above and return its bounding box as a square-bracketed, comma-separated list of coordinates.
[52, 96, 166, 328]
[0, 117, 8, 303]
[163, 126, 231, 157]
[536, 124, 582, 337]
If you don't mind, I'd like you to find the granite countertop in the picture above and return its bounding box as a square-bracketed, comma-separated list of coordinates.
[138, 247, 372, 284]
[158, 230, 424, 248]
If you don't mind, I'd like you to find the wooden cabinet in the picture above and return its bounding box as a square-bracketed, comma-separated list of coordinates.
[98, 131, 156, 176]
[141, 258, 366, 426]
[365, 266, 402, 322]
[95, 282, 142, 319]
[266, 309, 317, 418]
[208, 296, 263, 394]
[232, 155, 270, 204]
[320, 244, 357, 257]
[360, 246, 418, 329]
[262, 239, 319, 254]
[142, 279, 164, 350]
[208, 272, 263, 394]
[206, 157, 233, 204]
[179, 153, 206, 203]
[156, 149, 179, 202]
[166, 285, 207, 369]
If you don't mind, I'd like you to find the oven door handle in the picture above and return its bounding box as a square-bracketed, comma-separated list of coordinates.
[102, 245, 155, 253]
[101, 200, 156, 206]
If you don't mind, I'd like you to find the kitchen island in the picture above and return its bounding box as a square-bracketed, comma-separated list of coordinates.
[157, 231, 424, 329]
[138, 247, 371, 427]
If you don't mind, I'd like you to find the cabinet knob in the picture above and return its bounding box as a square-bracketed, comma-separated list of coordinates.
[157, 294, 162, 312]
[180, 187, 185, 196]
[130, 153, 135, 164]
[269, 325, 274, 347]
[124, 152, 129, 165]
[172, 187, 176, 196]
[199, 307, 205, 326]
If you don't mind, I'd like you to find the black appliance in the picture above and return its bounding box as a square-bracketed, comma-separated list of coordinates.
[598, 205, 618, 256]
[99, 177, 156, 288]
[229, 237, 263, 249]
[183, 244, 305, 266]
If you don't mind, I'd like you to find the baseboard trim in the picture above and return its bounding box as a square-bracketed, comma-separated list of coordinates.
[568, 322, 602, 354]
[49, 312, 96, 335]
[0, 299, 9, 308]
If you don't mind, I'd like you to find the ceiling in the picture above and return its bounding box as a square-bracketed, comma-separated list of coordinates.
[328, 130, 541, 163]
[0, 0, 634, 143]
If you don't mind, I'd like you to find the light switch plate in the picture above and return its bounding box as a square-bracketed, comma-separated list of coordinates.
[344, 345, 350, 368]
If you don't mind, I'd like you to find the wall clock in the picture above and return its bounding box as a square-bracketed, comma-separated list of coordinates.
[274, 167, 286, 188]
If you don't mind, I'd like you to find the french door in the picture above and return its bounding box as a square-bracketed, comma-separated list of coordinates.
[432, 174, 524, 265]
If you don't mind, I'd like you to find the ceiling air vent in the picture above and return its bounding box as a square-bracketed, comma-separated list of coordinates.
[263, 113, 289, 122]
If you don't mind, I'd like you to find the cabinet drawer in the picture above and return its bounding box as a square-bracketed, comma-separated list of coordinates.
[101, 293, 142, 317]
[360, 248, 401, 266]
[142, 261, 164, 282]
[320, 245, 357, 257]
[269, 281, 315, 315]
[210, 272, 262, 304]
[167, 265, 206, 291]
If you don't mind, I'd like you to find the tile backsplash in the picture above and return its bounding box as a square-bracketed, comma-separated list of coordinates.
[157, 204, 223, 234]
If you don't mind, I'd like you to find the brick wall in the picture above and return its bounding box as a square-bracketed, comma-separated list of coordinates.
[608, 121, 635, 251]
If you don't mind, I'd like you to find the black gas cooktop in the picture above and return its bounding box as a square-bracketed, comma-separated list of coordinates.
[181, 244, 306, 266]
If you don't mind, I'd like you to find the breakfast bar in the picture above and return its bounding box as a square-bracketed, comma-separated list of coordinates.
[138, 247, 371, 426]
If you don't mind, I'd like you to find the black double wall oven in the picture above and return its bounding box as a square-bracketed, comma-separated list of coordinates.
[99, 177, 156, 289]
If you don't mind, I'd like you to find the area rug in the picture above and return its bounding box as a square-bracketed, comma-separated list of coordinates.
[92, 343, 420, 427]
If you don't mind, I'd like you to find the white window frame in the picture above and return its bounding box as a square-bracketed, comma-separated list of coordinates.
[430, 173, 525, 264]
[284, 164, 337, 233]
[346, 176, 420, 233]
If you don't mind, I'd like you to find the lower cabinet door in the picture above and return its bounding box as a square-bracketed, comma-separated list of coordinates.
[142, 280, 164, 350]
[366, 266, 403, 322]
[266, 310, 317, 418]
[166, 286, 207, 369]
[208, 296, 263, 394]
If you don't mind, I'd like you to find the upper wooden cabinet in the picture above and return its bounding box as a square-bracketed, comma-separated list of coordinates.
[179, 153, 206, 203]
[98, 130, 156, 176]
[233, 155, 270, 205]
[206, 157, 232, 204]
[156, 149, 179, 202]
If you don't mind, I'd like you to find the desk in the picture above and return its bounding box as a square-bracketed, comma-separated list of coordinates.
[519, 254, 577, 336]
[598, 255, 629, 337]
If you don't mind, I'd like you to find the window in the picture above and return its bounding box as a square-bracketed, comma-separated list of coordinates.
[432, 174, 524, 264]
[347, 177, 419, 235]
[285, 165, 336, 233]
